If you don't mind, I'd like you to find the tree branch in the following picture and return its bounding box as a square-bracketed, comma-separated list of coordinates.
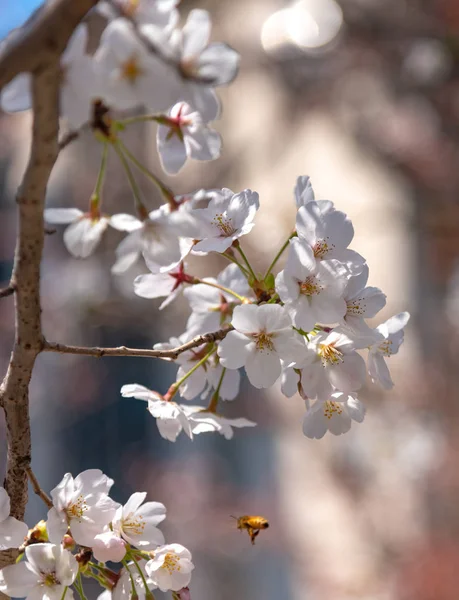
[0, 0, 99, 93]
[0, 0, 102, 576]
[43, 327, 233, 361]
[0, 285, 15, 299]
[25, 466, 53, 509]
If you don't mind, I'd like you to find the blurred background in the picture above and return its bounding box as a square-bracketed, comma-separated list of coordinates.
[2, 0, 459, 598]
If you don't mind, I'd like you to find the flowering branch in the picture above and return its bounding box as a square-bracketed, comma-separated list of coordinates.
[25, 466, 53, 509]
[43, 327, 233, 361]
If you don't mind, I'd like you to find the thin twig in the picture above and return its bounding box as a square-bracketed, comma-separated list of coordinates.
[43, 327, 233, 361]
[0, 285, 15, 299]
[25, 466, 52, 508]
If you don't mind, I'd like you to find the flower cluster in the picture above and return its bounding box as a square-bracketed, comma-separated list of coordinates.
[0, 470, 194, 599]
[117, 177, 409, 441]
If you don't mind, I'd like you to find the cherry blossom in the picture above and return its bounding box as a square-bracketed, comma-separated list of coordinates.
[275, 237, 348, 331]
[0, 487, 28, 551]
[121, 384, 193, 441]
[157, 102, 221, 174]
[294, 175, 315, 208]
[93, 530, 127, 563]
[44, 208, 109, 259]
[47, 469, 119, 547]
[0, 543, 78, 600]
[302, 392, 366, 439]
[187, 409, 256, 439]
[296, 330, 367, 400]
[337, 264, 387, 347]
[134, 262, 193, 309]
[112, 491, 166, 549]
[1, 25, 96, 128]
[218, 304, 306, 389]
[94, 19, 175, 112]
[184, 263, 252, 335]
[146, 543, 194, 591]
[296, 200, 365, 273]
[110, 206, 194, 273]
[368, 312, 410, 389]
[191, 189, 259, 253]
[146, 9, 239, 122]
[99, 0, 179, 30]
[100, 561, 156, 600]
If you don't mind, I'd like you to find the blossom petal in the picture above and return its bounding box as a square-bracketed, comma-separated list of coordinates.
[245, 350, 281, 388]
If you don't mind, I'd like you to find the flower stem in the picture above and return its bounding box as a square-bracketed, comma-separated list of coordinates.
[221, 252, 250, 277]
[264, 233, 294, 278]
[234, 242, 257, 282]
[74, 573, 88, 600]
[206, 367, 226, 412]
[93, 142, 109, 199]
[166, 347, 217, 401]
[60, 587, 68, 600]
[122, 560, 137, 598]
[194, 278, 248, 303]
[113, 142, 148, 219]
[118, 139, 175, 207]
[129, 553, 156, 600]
[119, 114, 160, 126]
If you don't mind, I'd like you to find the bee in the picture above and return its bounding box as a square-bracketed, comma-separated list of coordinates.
[231, 515, 269, 545]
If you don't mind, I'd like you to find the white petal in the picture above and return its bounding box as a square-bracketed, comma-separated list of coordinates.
[44, 208, 83, 224]
[245, 349, 281, 388]
[157, 126, 188, 174]
[196, 43, 240, 85]
[217, 331, 252, 369]
[368, 352, 393, 389]
[182, 9, 211, 60]
[327, 353, 366, 392]
[110, 214, 143, 232]
[134, 273, 175, 299]
[231, 304, 259, 333]
[0, 517, 28, 550]
[0, 562, 38, 597]
[0, 489, 10, 522]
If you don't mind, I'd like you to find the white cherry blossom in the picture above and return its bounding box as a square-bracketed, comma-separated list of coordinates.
[143, 9, 239, 122]
[218, 304, 305, 389]
[1, 25, 96, 128]
[297, 330, 367, 400]
[134, 262, 193, 309]
[47, 469, 119, 547]
[93, 530, 127, 564]
[192, 189, 259, 253]
[296, 200, 365, 273]
[94, 19, 175, 112]
[99, 0, 179, 31]
[368, 312, 410, 389]
[121, 384, 193, 441]
[0, 487, 28, 551]
[157, 102, 221, 174]
[187, 409, 256, 439]
[0, 543, 78, 600]
[112, 491, 166, 549]
[294, 175, 315, 208]
[185, 263, 252, 335]
[302, 392, 366, 439]
[337, 264, 386, 347]
[275, 237, 348, 331]
[146, 543, 194, 591]
[110, 206, 194, 273]
[44, 208, 109, 259]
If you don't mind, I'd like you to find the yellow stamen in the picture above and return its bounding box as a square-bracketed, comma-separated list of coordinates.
[120, 55, 143, 85]
[161, 552, 181, 574]
[211, 213, 236, 237]
[318, 343, 343, 365]
[323, 400, 343, 420]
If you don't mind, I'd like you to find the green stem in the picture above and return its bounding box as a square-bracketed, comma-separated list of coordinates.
[130, 553, 156, 600]
[264, 234, 293, 278]
[166, 347, 216, 401]
[60, 587, 68, 600]
[122, 560, 137, 598]
[221, 252, 250, 277]
[94, 142, 109, 199]
[75, 573, 88, 600]
[118, 140, 175, 205]
[113, 142, 148, 218]
[195, 279, 247, 303]
[234, 243, 257, 281]
[206, 367, 226, 412]
[119, 114, 160, 126]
